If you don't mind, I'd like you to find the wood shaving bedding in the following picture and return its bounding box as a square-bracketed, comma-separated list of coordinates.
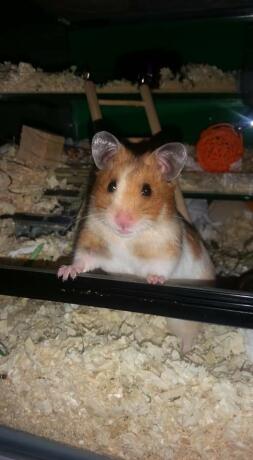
[0, 62, 86, 93]
[172, 64, 237, 92]
[205, 210, 253, 277]
[0, 62, 237, 93]
[0, 144, 66, 216]
[102, 64, 237, 94]
[0, 144, 81, 216]
[0, 297, 252, 459]
[0, 225, 73, 263]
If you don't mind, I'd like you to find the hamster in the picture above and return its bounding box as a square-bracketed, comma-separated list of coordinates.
[58, 131, 215, 352]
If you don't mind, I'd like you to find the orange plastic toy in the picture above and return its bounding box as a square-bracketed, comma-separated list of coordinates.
[196, 123, 244, 173]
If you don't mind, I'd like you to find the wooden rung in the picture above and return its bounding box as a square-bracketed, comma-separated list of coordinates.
[98, 99, 145, 107]
[85, 80, 102, 121]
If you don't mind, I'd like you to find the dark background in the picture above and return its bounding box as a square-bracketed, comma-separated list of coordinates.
[1, 0, 253, 70]
[1, 0, 253, 143]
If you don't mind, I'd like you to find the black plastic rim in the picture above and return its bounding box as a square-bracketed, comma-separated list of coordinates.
[0, 265, 252, 329]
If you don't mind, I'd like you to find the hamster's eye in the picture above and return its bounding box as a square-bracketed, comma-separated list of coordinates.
[107, 180, 117, 193]
[141, 183, 152, 197]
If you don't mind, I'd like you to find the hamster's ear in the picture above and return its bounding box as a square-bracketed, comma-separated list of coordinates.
[91, 131, 121, 169]
[154, 142, 187, 181]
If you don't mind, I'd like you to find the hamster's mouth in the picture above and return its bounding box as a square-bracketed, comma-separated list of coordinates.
[106, 221, 138, 238]
[113, 226, 136, 237]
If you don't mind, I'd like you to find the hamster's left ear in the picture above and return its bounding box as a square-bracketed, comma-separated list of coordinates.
[154, 142, 187, 181]
[91, 131, 121, 169]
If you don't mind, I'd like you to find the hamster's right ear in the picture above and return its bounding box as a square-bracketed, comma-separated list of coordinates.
[154, 142, 187, 181]
[91, 131, 121, 169]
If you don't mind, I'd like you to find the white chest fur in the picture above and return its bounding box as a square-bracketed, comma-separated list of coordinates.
[84, 215, 214, 281]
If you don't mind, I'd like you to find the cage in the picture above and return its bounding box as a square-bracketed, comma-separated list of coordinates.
[0, 2, 253, 459]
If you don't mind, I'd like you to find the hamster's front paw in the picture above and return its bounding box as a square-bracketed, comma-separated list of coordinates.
[57, 264, 84, 281]
[147, 275, 165, 285]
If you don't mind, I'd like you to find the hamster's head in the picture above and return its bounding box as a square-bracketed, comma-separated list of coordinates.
[90, 131, 187, 237]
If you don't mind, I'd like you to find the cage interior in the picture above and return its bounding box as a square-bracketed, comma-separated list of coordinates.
[0, 2, 253, 459]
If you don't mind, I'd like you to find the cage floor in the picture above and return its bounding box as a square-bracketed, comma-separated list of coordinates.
[0, 295, 253, 460]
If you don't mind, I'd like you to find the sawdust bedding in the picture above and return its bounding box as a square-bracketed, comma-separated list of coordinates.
[0, 143, 74, 216]
[0, 295, 253, 460]
[0, 62, 237, 93]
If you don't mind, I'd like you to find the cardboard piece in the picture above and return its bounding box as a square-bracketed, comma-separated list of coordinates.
[17, 126, 64, 167]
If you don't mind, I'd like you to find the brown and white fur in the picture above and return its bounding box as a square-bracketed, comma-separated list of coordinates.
[58, 131, 215, 352]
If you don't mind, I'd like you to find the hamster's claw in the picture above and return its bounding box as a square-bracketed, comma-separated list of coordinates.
[57, 264, 83, 281]
[147, 275, 165, 285]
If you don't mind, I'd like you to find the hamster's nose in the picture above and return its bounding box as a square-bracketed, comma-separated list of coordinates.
[114, 211, 135, 232]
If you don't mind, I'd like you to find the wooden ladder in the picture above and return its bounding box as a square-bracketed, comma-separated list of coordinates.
[85, 79, 190, 222]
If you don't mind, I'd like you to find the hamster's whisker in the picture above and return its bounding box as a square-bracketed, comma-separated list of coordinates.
[72, 210, 106, 225]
